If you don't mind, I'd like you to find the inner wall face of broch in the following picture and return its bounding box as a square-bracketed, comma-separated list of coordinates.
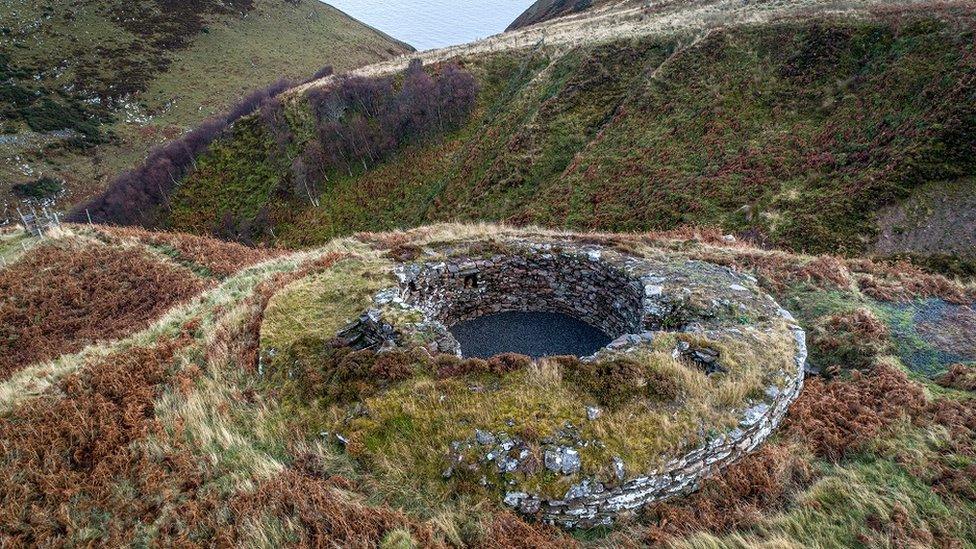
[401, 250, 648, 355]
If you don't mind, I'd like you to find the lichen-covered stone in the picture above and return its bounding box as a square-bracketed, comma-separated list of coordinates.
[586, 406, 602, 421]
[475, 429, 496, 446]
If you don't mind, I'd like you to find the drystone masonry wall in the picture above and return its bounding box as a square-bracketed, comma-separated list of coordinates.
[400, 249, 645, 337]
[507, 321, 807, 527]
[335, 238, 807, 527]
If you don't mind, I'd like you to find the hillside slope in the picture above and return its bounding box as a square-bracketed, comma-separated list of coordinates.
[77, 0, 975, 267]
[0, 0, 411, 223]
[0, 223, 973, 545]
[507, 0, 625, 30]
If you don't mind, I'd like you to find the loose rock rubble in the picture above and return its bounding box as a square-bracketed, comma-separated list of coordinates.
[673, 340, 729, 375]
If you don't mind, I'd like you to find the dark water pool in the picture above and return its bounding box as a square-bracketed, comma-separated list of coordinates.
[449, 311, 612, 359]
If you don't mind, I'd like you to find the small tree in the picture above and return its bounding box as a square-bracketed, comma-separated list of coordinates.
[261, 97, 293, 153]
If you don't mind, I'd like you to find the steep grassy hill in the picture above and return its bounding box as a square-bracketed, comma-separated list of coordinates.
[0, 222, 973, 546]
[83, 0, 975, 271]
[507, 0, 625, 30]
[0, 0, 411, 223]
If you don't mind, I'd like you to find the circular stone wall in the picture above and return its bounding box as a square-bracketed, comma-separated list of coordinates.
[332, 237, 807, 528]
[401, 248, 646, 341]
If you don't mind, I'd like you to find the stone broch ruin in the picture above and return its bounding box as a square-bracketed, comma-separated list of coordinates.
[336, 237, 808, 527]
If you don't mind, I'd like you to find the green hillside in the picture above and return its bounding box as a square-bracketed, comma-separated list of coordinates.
[0, 0, 411, 222]
[2, 1, 974, 545]
[156, 3, 975, 266]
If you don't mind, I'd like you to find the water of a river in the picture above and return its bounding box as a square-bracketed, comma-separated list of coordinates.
[325, 0, 535, 51]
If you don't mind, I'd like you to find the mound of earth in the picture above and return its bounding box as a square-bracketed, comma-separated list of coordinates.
[259, 235, 807, 527]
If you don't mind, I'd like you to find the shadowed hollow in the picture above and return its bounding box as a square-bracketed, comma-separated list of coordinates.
[449, 311, 612, 358]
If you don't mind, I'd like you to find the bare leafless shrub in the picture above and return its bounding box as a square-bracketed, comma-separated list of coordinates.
[68, 78, 294, 227]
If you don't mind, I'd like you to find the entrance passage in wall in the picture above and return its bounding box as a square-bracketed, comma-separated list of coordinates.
[449, 311, 611, 359]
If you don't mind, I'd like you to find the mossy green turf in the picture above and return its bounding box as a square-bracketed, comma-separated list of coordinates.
[0, 0, 410, 211]
[166, 10, 976, 258]
[260, 252, 395, 361]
